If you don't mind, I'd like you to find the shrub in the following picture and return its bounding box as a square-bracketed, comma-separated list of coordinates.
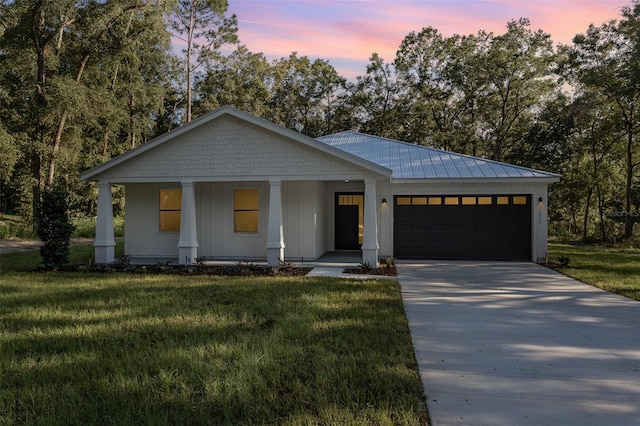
[36, 185, 75, 268]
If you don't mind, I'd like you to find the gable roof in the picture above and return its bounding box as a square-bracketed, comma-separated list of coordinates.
[81, 106, 391, 181]
[316, 131, 560, 182]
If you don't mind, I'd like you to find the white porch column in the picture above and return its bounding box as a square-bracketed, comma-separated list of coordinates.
[178, 181, 198, 264]
[362, 178, 379, 266]
[266, 179, 285, 266]
[94, 181, 115, 263]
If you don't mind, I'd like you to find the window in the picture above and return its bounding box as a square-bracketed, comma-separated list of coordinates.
[428, 197, 442, 205]
[462, 197, 476, 205]
[234, 189, 259, 233]
[160, 189, 181, 232]
[396, 197, 411, 205]
[478, 197, 492, 205]
[412, 197, 427, 205]
[497, 196, 509, 205]
[513, 196, 528, 205]
[444, 197, 459, 205]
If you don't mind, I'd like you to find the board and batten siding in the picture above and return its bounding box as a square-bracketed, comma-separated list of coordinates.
[282, 181, 325, 260]
[195, 181, 268, 259]
[125, 181, 326, 261]
[124, 183, 182, 258]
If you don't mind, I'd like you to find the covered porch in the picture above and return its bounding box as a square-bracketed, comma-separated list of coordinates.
[93, 178, 385, 267]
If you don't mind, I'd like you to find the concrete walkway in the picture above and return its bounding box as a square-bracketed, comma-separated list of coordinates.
[398, 261, 640, 426]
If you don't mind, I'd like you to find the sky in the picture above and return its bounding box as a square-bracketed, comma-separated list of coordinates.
[224, 0, 630, 79]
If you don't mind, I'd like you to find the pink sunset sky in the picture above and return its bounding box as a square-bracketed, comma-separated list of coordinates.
[224, 0, 630, 79]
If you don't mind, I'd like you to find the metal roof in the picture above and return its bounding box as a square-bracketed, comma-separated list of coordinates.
[316, 131, 560, 181]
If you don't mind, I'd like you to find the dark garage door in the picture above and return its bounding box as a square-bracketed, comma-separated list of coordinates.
[394, 195, 532, 261]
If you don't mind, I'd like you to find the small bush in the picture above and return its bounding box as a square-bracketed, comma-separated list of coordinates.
[358, 261, 373, 273]
[36, 185, 75, 268]
[558, 255, 571, 267]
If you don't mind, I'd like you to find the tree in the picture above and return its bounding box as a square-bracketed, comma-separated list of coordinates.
[194, 45, 272, 117]
[169, 0, 238, 123]
[567, 2, 640, 238]
[270, 53, 346, 137]
[0, 0, 175, 223]
[394, 27, 484, 150]
[479, 19, 556, 162]
[349, 53, 400, 138]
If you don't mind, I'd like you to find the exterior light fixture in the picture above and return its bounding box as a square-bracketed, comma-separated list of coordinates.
[537, 197, 544, 225]
[381, 198, 387, 205]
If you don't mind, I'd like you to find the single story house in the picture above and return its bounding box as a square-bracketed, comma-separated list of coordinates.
[81, 105, 560, 266]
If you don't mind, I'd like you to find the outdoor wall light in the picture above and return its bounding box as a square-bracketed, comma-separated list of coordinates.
[381, 198, 387, 206]
[538, 196, 544, 207]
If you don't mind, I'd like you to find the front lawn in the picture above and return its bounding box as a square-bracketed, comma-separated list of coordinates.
[0, 250, 428, 425]
[548, 243, 640, 301]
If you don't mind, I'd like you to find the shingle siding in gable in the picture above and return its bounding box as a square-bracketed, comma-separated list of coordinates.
[98, 116, 368, 180]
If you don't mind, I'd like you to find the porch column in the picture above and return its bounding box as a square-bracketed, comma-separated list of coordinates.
[362, 178, 379, 266]
[94, 181, 115, 263]
[178, 180, 198, 264]
[267, 179, 285, 266]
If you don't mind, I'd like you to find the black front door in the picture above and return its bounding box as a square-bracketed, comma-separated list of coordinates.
[335, 204, 360, 250]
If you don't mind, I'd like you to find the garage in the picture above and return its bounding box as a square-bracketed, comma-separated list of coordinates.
[394, 194, 532, 260]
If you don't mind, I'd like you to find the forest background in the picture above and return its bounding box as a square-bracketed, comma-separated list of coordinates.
[1, 0, 640, 244]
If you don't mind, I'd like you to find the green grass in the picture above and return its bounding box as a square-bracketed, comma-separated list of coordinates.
[0, 250, 428, 425]
[0, 214, 125, 240]
[549, 243, 640, 301]
[0, 242, 125, 273]
[0, 214, 37, 239]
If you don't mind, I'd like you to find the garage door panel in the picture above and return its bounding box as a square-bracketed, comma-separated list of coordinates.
[394, 195, 531, 261]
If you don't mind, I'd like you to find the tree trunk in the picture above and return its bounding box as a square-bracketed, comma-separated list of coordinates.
[596, 183, 607, 242]
[185, 6, 195, 123]
[47, 51, 91, 186]
[582, 187, 593, 241]
[624, 124, 635, 238]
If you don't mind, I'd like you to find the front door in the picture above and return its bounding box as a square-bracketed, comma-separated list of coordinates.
[335, 193, 363, 250]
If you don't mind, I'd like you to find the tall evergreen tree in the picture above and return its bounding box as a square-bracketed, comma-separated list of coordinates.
[169, 0, 238, 123]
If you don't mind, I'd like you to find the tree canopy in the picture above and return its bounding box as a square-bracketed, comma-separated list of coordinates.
[1, 0, 639, 243]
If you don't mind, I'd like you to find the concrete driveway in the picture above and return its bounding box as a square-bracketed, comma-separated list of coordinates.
[398, 261, 640, 426]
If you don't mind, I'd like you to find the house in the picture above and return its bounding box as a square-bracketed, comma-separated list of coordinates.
[81, 106, 560, 266]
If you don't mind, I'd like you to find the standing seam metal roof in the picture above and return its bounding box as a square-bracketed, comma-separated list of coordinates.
[316, 131, 559, 180]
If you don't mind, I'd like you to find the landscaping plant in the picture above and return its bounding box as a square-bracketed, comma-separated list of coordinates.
[35, 184, 74, 268]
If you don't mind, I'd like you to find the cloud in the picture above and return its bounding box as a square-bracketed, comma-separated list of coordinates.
[222, 0, 628, 79]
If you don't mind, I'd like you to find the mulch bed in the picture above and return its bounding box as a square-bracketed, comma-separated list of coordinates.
[36, 260, 311, 277]
[344, 265, 397, 276]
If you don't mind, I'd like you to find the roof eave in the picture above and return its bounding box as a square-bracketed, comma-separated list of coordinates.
[391, 176, 561, 184]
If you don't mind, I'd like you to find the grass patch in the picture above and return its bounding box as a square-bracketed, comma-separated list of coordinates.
[0, 252, 428, 425]
[0, 214, 124, 239]
[0, 242, 125, 273]
[549, 243, 640, 301]
[0, 214, 37, 239]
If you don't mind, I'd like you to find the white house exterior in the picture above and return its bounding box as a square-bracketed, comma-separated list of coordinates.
[81, 106, 560, 266]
